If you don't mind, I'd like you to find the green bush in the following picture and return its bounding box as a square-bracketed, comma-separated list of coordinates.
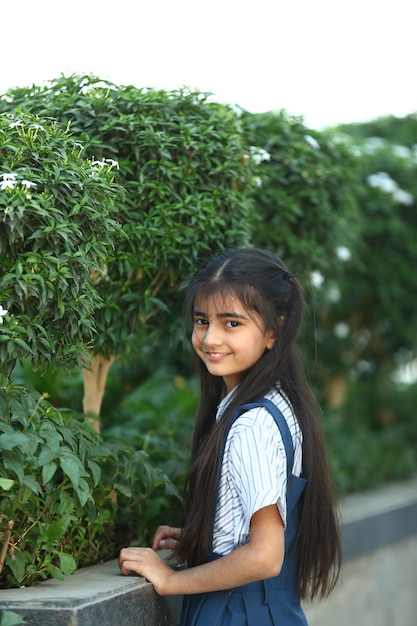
[0, 74, 262, 417]
[0, 381, 178, 588]
[0, 74, 257, 361]
[323, 378, 417, 495]
[0, 111, 122, 378]
[240, 109, 360, 273]
[103, 367, 198, 503]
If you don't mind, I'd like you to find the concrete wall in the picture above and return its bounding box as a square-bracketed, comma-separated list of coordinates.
[303, 478, 417, 626]
[304, 534, 417, 626]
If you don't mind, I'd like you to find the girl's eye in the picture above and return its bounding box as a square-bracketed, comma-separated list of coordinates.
[226, 320, 240, 328]
[194, 318, 208, 326]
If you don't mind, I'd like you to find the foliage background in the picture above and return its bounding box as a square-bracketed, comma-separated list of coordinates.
[0, 74, 257, 360]
[1, 75, 416, 588]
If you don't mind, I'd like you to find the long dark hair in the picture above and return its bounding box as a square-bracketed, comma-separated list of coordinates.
[172, 248, 341, 600]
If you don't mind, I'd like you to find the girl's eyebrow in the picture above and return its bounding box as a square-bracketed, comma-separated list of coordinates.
[193, 309, 247, 320]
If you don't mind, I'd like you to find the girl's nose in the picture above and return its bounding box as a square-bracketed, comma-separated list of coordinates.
[202, 324, 222, 346]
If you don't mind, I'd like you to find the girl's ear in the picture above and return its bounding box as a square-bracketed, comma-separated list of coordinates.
[266, 329, 276, 350]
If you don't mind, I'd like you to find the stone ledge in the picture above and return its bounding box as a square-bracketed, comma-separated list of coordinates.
[0, 557, 177, 626]
[1, 477, 417, 625]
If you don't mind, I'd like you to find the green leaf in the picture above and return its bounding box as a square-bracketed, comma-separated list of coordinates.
[38, 446, 59, 466]
[57, 551, 77, 576]
[46, 517, 72, 543]
[75, 478, 91, 507]
[6, 551, 28, 585]
[0, 432, 27, 451]
[0, 610, 27, 626]
[113, 482, 132, 498]
[2, 452, 25, 483]
[10, 338, 32, 352]
[87, 459, 101, 486]
[44, 563, 65, 581]
[0, 478, 14, 491]
[59, 449, 83, 487]
[0, 389, 9, 419]
[42, 461, 57, 484]
[21, 475, 42, 495]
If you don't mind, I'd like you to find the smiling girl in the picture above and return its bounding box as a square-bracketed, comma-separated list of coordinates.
[119, 248, 341, 625]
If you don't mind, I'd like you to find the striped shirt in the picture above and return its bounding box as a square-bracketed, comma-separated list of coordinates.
[212, 387, 303, 555]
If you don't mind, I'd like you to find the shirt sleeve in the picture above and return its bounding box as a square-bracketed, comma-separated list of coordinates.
[227, 422, 288, 529]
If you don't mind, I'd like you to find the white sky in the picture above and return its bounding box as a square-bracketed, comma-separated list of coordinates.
[1, 0, 415, 129]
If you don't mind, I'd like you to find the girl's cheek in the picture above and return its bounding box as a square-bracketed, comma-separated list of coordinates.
[191, 330, 201, 350]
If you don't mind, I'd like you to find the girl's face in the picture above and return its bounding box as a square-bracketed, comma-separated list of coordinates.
[191, 293, 275, 392]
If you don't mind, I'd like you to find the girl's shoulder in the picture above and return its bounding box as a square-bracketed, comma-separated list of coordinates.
[227, 390, 303, 477]
[241, 387, 293, 417]
[230, 389, 300, 438]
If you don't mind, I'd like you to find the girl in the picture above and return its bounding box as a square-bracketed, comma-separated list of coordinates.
[119, 248, 341, 625]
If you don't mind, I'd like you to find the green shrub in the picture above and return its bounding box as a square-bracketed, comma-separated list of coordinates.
[323, 378, 417, 495]
[240, 109, 360, 273]
[103, 367, 198, 508]
[0, 382, 178, 588]
[0, 74, 257, 362]
[0, 74, 262, 416]
[0, 111, 122, 378]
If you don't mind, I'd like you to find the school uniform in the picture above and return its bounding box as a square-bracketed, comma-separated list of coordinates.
[180, 390, 308, 625]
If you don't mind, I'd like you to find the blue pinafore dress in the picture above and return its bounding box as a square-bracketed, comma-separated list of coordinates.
[180, 398, 308, 626]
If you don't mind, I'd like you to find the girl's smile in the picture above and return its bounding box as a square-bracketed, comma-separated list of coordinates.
[192, 294, 275, 392]
[205, 352, 230, 360]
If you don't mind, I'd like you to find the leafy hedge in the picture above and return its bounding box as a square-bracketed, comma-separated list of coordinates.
[0, 74, 257, 360]
[0, 382, 178, 588]
[240, 110, 360, 273]
[0, 111, 122, 378]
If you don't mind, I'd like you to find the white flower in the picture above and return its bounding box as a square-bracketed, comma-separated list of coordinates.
[304, 134, 320, 150]
[336, 246, 351, 261]
[21, 180, 37, 189]
[91, 160, 106, 167]
[310, 271, 324, 288]
[252, 176, 263, 187]
[334, 322, 349, 338]
[0, 179, 16, 190]
[364, 137, 385, 154]
[105, 158, 119, 169]
[28, 123, 45, 131]
[367, 171, 397, 194]
[0, 306, 8, 323]
[328, 286, 341, 302]
[1, 173, 17, 181]
[9, 120, 23, 129]
[367, 171, 413, 205]
[393, 188, 413, 206]
[249, 146, 271, 165]
[392, 145, 411, 159]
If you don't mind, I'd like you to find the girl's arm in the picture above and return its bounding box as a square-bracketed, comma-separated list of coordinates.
[119, 504, 284, 596]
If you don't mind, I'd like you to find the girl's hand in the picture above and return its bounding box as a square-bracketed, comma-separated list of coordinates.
[152, 525, 182, 551]
[118, 546, 173, 595]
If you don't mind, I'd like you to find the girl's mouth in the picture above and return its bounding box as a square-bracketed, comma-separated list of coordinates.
[205, 352, 230, 361]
